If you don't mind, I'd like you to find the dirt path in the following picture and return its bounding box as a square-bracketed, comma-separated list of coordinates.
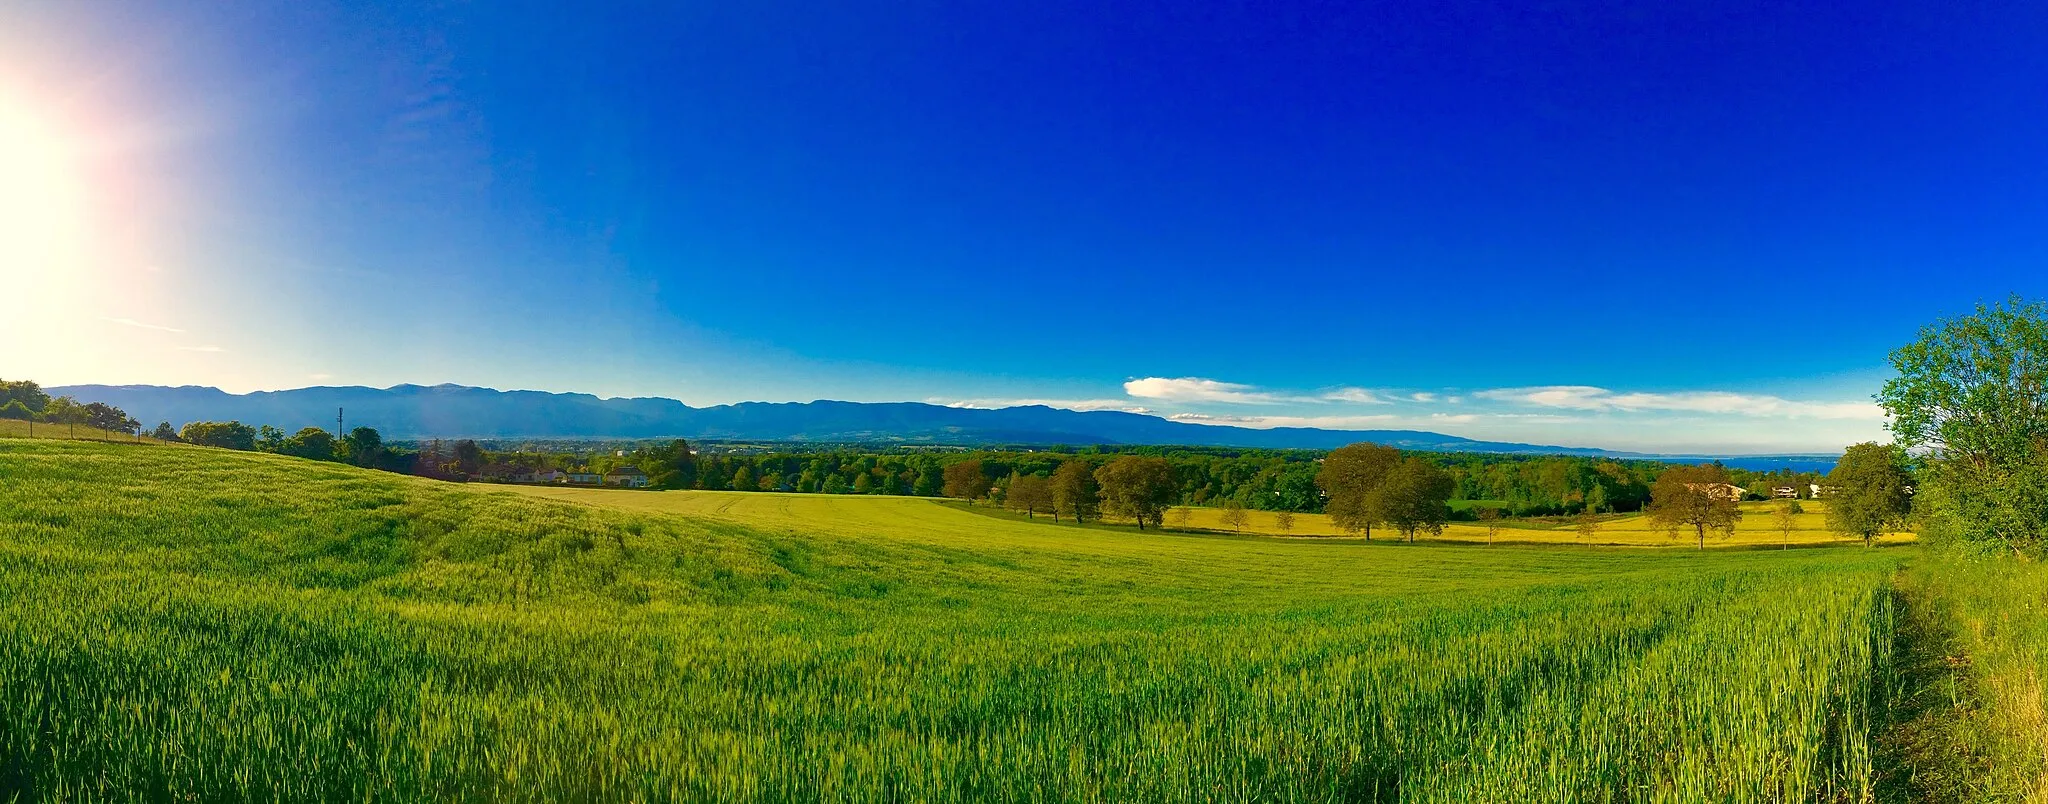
[1873, 571, 1992, 802]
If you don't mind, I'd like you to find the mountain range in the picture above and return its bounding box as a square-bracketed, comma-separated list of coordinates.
[49, 383, 1840, 469]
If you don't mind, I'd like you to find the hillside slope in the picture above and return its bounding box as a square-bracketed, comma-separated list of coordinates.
[0, 441, 1896, 800]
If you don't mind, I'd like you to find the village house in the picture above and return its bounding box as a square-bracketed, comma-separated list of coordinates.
[1772, 486, 1798, 499]
[1685, 482, 1748, 502]
[530, 468, 566, 484]
[564, 470, 602, 485]
[605, 466, 650, 488]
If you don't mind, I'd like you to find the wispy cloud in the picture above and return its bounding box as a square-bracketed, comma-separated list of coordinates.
[1125, 377, 1396, 405]
[176, 345, 226, 353]
[1124, 377, 1295, 405]
[101, 317, 184, 333]
[309, 373, 334, 381]
[1475, 385, 1883, 420]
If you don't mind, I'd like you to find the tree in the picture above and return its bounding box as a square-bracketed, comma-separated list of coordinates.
[943, 460, 989, 502]
[149, 421, 180, 442]
[1219, 498, 1249, 532]
[42, 396, 82, 439]
[81, 402, 132, 439]
[1094, 456, 1177, 530]
[1006, 473, 1053, 518]
[1648, 464, 1743, 549]
[179, 421, 257, 451]
[339, 426, 384, 466]
[0, 380, 49, 415]
[1370, 458, 1454, 542]
[1826, 442, 1913, 548]
[1879, 297, 2048, 556]
[452, 440, 485, 476]
[1772, 500, 1799, 550]
[1575, 506, 1600, 540]
[637, 440, 697, 490]
[1273, 510, 1295, 534]
[1476, 506, 1503, 546]
[282, 427, 336, 461]
[0, 400, 31, 422]
[1319, 443, 1400, 539]
[1166, 506, 1191, 528]
[1051, 460, 1100, 523]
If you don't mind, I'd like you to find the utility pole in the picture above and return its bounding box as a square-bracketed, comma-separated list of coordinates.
[337, 407, 345, 440]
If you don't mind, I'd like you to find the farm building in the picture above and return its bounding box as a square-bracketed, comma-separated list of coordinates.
[564, 471, 601, 485]
[605, 466, 650, 488]
[1685, 482, 1748, 501]
[1772, 486, 1798, 499]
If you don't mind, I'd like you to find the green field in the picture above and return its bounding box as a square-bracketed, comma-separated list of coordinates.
[0, 440, 2019, 800]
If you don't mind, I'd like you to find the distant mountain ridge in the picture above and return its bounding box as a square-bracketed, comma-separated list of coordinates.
[52, 382, 1612, 453]
[48, 383, 1840, 468]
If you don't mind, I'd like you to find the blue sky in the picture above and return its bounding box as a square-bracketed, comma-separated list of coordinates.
[4, 1, 2045, 453]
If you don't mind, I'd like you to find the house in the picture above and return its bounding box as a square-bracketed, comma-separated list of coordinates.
[1772, 486, 1798, 499]
[564, 471, 601, 485]
[1810, 483, 1828, 499]
[1685, 482, 1748, 502]
[605, 466, 650, 488]
[475, 463, 521, 483]
[531, 468, 566, 484]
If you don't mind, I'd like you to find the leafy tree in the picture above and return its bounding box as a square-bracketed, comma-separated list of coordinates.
[0, 400, 30, 422]
[1005, 473, 1053, 518]
[1219, 498, 1249, 532]
[636, 439, 697, 490]
[1879, 297, 2048, 556]
[1575, 506, 1599, 540]
[81, 402, 133, 438]
[1370, 458, 1454, 542]
[1648, 464, 1743, 549]
[732, 465, 757, 492]
[42, 396, 83, 439]
[339, 426, 385, 466]
[852, 472, 874, 494]
[1051, 460, 1100, 523]
[1319, 443, 1400, 539]
[1094, 456, 1176, 530]
[452, 440, 485, 475]
[1772, 500, 1799, 550]
[1476, 506, 1503, 546]
[257, 425, 287, 452]
[0, 380, 49, 415]
[1273, 510, 1294, 534]
[149, 421, 179, 442]
[1825, 442, 1913, 548]
[179, 421, 257, 451]
[282, 427, 336, 460]
[942, 460, 989, 502]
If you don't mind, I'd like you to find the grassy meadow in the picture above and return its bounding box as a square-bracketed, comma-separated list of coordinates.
[0, 439, 2005, 801]
[1155, 499, 1901, 548]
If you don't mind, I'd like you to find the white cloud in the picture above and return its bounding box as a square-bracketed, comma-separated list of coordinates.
[1475, 385, 1883, 420]
[309, 373, 334, 381]
[176, 345, 226, 353]
[1124, 377, 1293, 404]
[101, 316, 184, 333]
[1322, 386, 1392, 404]
[1411, 392, 1437, 403]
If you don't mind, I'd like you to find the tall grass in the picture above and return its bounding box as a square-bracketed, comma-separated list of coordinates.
[0, 441, 1902, 800]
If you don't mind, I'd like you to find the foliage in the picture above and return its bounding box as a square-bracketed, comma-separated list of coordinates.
[1050, 460, 1102, 524]
[1649, 464, 1744, 549]
[0, 401, 30, 421]
[0, 379, 49, 414]
[1825, 442, 1913, 547]
[1879, 296, 2048, 556]
[1004, 473, 1052, 518]
[1218, 498, 1249, 532]
[0, 441, 1907, 800]
[1093, 456, 1177, 530]
[1272, 510, 1294, 534]
[1369, 458, 1455, 542]
[179, 420, 258, 451]
[1319, 443, 1400, 537]
[942, 459, 988, 501]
